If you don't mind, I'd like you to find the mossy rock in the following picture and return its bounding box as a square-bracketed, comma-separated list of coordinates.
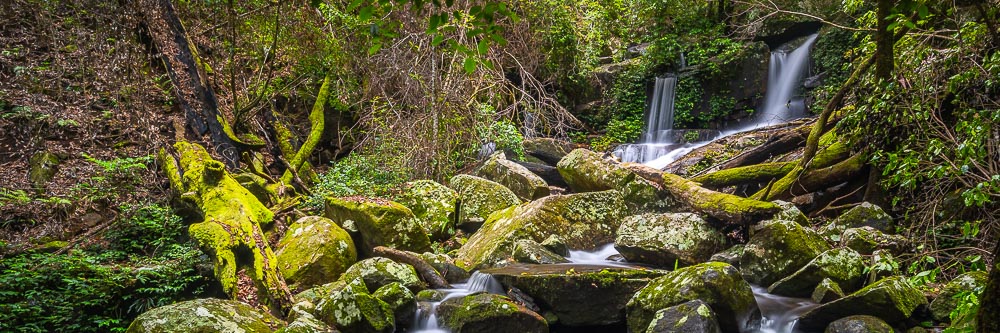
[455, 190, 626, 269]
[29, 151, 60, 188]
[768, 248, 865, 298]
[340, 257, 425, 293]
[126, 298, 284, 333]
[277, 216, 357, 291]
[512, 239, 570, 264]
[449, 174, 520, 229]
[483, 264, 666, 326]
[419, 252, 470, 283]
[436, 293, 548, 333]
[295, 280, 347, 307]
[739, 219, 831, 286]
[324, 197, 432, 256]
[869, 250, 902, 281]
[314, 278, 395, 333]
[929, 271, 987, 322]
[709, 245, 745, 268]
[396, 180, 458, 241]
[540, 235, 569, 256]
[840, 226, 909, 255]
[771, 200, 809, 226]
[796, 276, 928, 331]
[476, 152, 549, 201]
[556, 148, 670, 212]
[823, 315, 894, 333]
[615, 213, 727, 267]
[373, 282, 416, 331]
[278, 305, 337, 333]
[523, 138, 576, 165]
[626, 262, 760, 333]
[812, 278, 845, 304]
[822, 202, 894, 239]
[644, 300, 722, 333]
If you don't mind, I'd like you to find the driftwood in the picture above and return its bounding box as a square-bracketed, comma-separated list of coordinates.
[373, 246, 451, 289]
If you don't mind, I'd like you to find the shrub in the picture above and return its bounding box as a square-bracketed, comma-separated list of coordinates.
[304, 153, 412, 210]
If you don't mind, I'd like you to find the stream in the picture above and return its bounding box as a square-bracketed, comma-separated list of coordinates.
[411, 245, 818, 333]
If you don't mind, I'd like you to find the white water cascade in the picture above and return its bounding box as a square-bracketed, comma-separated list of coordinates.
[411, 272, 504, 333]
[613, 76, 683, 163]
[643, 34, 820, 169]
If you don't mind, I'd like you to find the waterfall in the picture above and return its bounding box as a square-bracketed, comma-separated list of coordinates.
[613, 75, 681, 163]
[411, 272, 504, 333]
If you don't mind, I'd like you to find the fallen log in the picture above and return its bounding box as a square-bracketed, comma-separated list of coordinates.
[660, 173, 780, 225]
[691, 161, 795, 189]
[373, 246, 451, 289]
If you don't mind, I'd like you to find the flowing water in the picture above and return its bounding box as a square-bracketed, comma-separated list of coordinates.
[751, 285, 820, 333]
[410, 272, 505, 333]
[614, 76, 681, 163]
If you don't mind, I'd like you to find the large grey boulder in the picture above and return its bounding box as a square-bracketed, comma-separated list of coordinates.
[314, 278, 394, 333]
[840, 226, 909, 255]
[512, 239, 569, 264]
[821, 202, 894, 240]
[449, 174, 520, 229]
[740, 220, 831, 286]
[626, 262, 760, 333]
[644, 300, 722, 333]
[824, 315, 894, 333]
[615, 213, 727, 267]
[795, 276, 928, 331]
[126, 298, 283, 333]
[276, 216, 357, 291]
[340, 257, 425, 292]
[929, 271, 988, 322]
[767, 248, 865, 297]
[476, 152, 549, 201]
[324, 197, 432, 256]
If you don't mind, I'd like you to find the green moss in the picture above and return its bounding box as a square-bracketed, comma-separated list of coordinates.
[739, 220, 831, 286]
[324, 197, 432, 255]
[436, 293, 547, 333]
[126, 298, 283, 333]
[476, 152, 549, 201]
[276, 216, 357, 291]
[340, 257, 424, 292]
[767, 248, 864, 297]
[449, 174, 521, 227]
[691, 162, 795, 188]
[662, 173, 779, 224]
[28, 151, 60, 187]
[396, 180, 458, 241]
[615, 213, 727, 266]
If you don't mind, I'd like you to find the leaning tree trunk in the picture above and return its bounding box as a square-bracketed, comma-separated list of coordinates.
[159, 142, 292, 315]
[139, 0, 240, 167]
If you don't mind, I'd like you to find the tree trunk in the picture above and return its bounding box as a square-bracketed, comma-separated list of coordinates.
[977, 240, 1000, 333]
[875, 0, 895, 80]
[660, 173, 780, 225]
[138, 0, 240, 167]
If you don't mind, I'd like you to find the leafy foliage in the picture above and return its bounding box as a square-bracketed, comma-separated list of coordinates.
[304, 153, 413, 210]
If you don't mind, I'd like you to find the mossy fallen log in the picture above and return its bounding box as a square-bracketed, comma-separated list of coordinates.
[159, 142, 292, 315]
[756, 153, 866, 201]
[691, 162, 795, 189]
[660, 173, 780, 225]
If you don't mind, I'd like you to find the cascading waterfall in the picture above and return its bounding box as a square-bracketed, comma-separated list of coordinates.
[613, 75, 682, 163]
[643, 33, 820, 169]
[411, 272, 504, 333]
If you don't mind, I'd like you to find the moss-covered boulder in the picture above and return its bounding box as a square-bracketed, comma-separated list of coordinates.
[929, 271, 988, 322]
[626, 262, 760, 333]
[455, 190, 626, 269]
[772, 200, 809, 226]
[556, 148, 669, 211]
[314, 278, 395, 333]
[869, 250, 902, 281]
[436, 293, 548, 333]
[277, 216, 357, 291]
[840, 226, 909, 255]
[449, 174, 521, 229]
[476, 152, 549, 201]
[396, 180, 458, 241]
[524, 137, 576, 165]
[126, 298, 283, 333]
[29, 151, 60, 188]
[341, 257, 425, 292]
[324, 197, 432, 255]
[540, 235, 570, 256]
[822, 202, 894, 239]
[644, 300, 722, 333]
[824, 315, 894, 333]
[812, 278, 846, 303]
[767, 248, 864, 297]
[615, 213, 727, 267]
[740, 219, 831, 286]
[419, 252, 470, 283]
[795, 276, 928, 331]
[278, 305, 337, 333]
[512, 239, 570, 264]
[483, 264, 666, 326]
[372, 282, 416, 331]
[709, 245, 745, 268]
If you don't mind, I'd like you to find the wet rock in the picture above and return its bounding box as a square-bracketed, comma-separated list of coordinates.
[929, 271, 988, 322]
[541, 235, 569, 256]
[277, 216, 357, 291]
[476, 152, 549, 201]
[523, 138, 577, 166]
[710, 245, 745, 267]
[126, 298, 283, 333]
[419, 252, 470, 284]
[396, 180, 458, 240]
[796, 276, 927, 331]
[372, 282, 416, 331]
[324, 197, 431, 255]
[340, 257, 425, 292]
[314, 278, 394, 333]
[772, 200, 809, 226]
[436, 293, 548, 333]
[449, 174, 521, 230]
[821, 202, 894, 240]
[512, 239, 569, 264]
[740, 220, 831, 286]
[823, 315, 894, 333]
[840, 226, 909, 255]
[644, 300, 722, 333]
[556, 148, 671, 212]
[484, 264, 665, 326]
[627, 262, 760, 333]
[455, 190, 626, 269]
[812, 278, 845, 303]
[615, 213, 727, 267]
[768, 248, 865, 297]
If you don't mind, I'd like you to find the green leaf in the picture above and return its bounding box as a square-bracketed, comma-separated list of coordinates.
[348, 0, 364, 11]
[463, 57, 476, 74]
[359, 6, 373, 21]
[445, 0, 453, 7]
[477, 39, 488, 55]
[368, 42, 382, 55]
[431, 34, 445, 46]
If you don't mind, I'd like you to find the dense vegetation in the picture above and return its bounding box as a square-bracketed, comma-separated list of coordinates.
[0, 0, 997, 331]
